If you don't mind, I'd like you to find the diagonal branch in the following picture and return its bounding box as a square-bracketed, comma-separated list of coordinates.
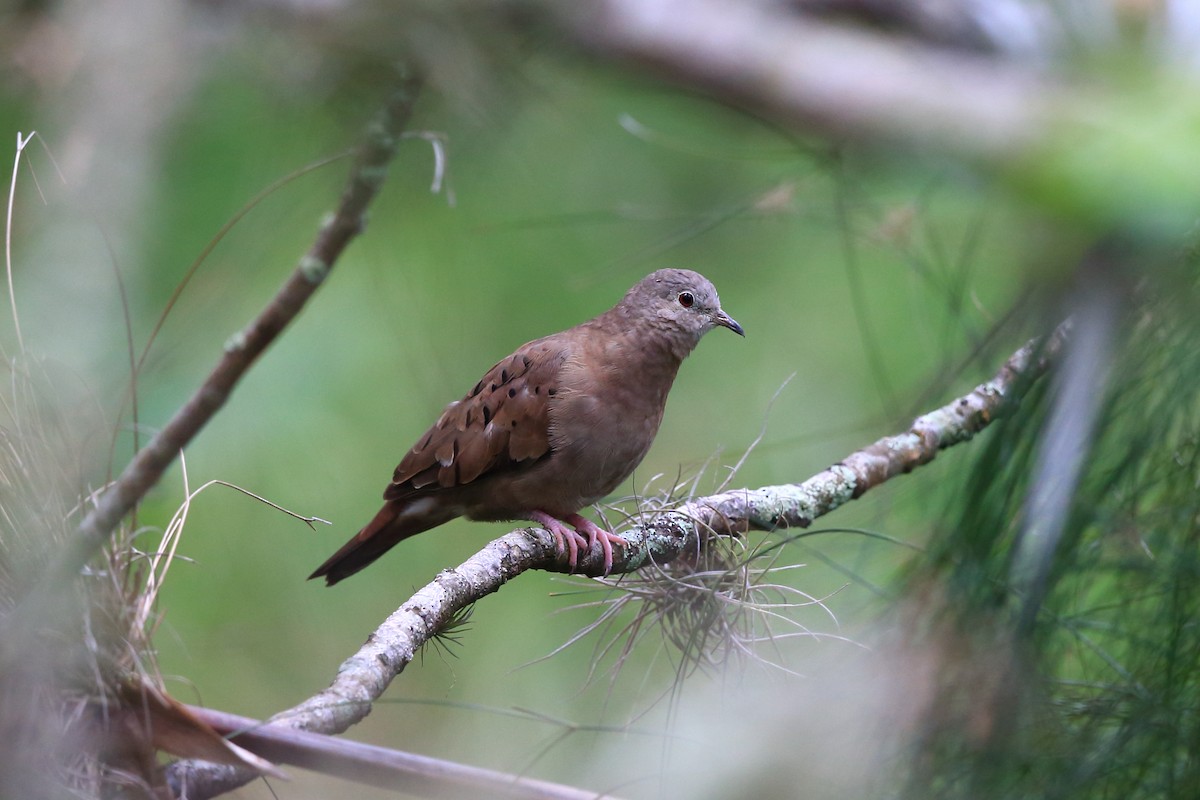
[165, 321, 1068, 798]
[25, 74, 422, 601]
[566, 0, 1053, 158]
[673, 321, 1069, 540]
[174, 705, 614, 800]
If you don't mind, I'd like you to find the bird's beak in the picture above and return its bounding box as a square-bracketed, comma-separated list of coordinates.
[713, 310, 745, 337]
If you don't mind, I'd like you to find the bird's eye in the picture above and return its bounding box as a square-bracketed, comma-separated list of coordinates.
[677, 291, 695, 308]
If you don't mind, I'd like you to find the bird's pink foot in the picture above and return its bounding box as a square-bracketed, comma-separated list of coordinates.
[529, 510, 584, 570]
[529, 511, 623, 574]
[565, 513, 625, 576]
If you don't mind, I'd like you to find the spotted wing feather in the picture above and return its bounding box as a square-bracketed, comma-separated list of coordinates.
[386, 341, 563, 501]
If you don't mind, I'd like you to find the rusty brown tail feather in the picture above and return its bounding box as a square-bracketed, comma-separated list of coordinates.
[308, 503, 423, 586]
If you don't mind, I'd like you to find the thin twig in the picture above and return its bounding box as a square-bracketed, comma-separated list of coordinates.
[16, 76, 422, 611]
[136, 150, 353, 378]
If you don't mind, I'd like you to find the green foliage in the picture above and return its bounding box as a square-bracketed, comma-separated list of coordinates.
[903, 268, 1200, 799]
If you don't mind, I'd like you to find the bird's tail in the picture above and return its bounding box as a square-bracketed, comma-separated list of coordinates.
[308, 500, 451, 586]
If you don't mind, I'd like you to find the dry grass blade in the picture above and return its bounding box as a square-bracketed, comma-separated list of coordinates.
[0, 359, 300, 796]
[0, 139, 306, 793]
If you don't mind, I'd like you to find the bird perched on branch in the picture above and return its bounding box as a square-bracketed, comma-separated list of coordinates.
[310, 269, 743, 586]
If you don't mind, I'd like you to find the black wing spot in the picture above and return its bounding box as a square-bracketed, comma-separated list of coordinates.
[489, 383, 497, 392]
[522, 355, 532, 368]
[482, 406, 492, 425]
[500, 369, 509, 383]
[470, 380, 483, 397]
[534, 385, 540, 394]
[508, 387, 517, 398]
[547, 388, 557, 397]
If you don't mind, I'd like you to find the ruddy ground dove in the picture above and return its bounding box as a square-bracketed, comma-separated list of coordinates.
[310, 268, 743, 585]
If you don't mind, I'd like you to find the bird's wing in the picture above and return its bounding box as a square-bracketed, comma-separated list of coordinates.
[385, 339, 566, 500]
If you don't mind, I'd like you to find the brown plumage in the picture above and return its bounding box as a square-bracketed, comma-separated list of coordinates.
[309, 269, 743, 585]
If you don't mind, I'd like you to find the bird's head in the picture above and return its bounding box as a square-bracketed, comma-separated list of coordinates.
[619, 268, 744, 357]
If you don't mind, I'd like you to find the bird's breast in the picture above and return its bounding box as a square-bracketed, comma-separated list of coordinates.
[543, 341, 681, 503]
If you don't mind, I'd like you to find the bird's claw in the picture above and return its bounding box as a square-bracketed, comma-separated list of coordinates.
[565, 513, 623, 576]
[530, 511, 623, 575]
[530, 510, 580, 570]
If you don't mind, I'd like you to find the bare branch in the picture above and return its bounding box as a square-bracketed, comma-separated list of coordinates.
[173, 705, 613, 800]
[566, 0, 1054, 158]
[165, 322, 1067, 797]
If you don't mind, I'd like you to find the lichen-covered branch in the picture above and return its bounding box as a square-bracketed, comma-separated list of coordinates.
[677, 322, 1070, 537]
[26, 75, 423, 601]
[166, 323, 1067, 798]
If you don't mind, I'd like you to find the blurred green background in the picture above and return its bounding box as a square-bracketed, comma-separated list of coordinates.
[8, 3, 1184, 798]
